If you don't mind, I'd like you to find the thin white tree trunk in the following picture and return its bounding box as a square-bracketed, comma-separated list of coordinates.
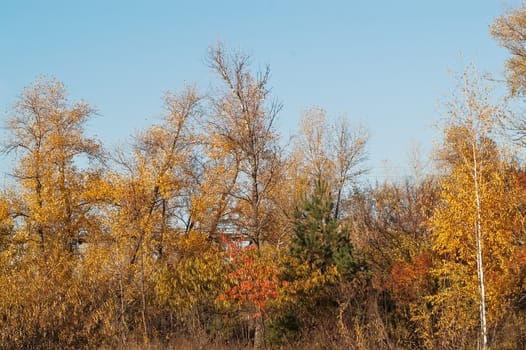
[472, 144, 487, 350]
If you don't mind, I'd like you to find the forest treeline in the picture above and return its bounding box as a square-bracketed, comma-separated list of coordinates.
[2, 6, 526, 350]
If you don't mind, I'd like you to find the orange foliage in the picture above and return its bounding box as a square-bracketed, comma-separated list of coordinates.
[219, 238, 283, 318]
[386, 252, 433, 305]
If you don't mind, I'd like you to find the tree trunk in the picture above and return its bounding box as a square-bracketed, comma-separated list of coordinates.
[253, 315, 265, 350]
[472, 143, 487, 350]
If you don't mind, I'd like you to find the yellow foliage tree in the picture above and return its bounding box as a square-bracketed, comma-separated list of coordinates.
[428, 67, 523, 349]
[0, 77, 107, 348]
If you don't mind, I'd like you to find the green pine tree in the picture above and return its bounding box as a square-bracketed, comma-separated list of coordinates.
[290, 178, 363, 279]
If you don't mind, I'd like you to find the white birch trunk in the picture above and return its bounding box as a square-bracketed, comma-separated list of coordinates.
[472, 143, 487, 350]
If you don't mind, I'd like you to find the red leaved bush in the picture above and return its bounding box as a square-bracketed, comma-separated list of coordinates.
[219, 239, 283, 318]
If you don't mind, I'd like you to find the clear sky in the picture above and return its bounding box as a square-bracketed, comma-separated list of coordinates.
[0, 0, 521, 182]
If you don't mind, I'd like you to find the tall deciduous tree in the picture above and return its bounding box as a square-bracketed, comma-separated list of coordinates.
[206, 44, 283, 248]
[0, 78, 106, 348]
[491, 5, 526, 146]
[2, 77, 101, 252]
[491, 5, 526, 98]
[206, 44, 286, 349]
[428, 67, 522, 349]
[101, 87, 201, 341]
[293, 107, 367, 221]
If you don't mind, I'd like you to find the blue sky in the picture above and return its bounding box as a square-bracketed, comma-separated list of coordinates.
[0, 0, 521, 182]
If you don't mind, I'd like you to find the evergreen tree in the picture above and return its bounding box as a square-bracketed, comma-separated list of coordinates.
[290, 178, 363, 279]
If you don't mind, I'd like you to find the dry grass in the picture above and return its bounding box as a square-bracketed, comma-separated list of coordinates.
[102, 338, 250, 350]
